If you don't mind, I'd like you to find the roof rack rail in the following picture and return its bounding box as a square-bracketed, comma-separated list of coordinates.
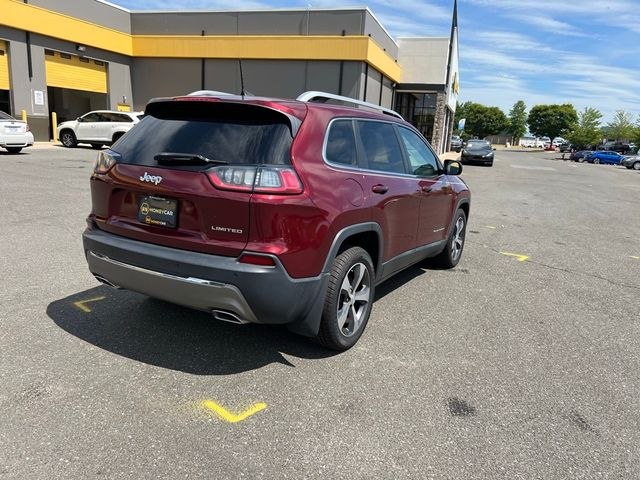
[187, 90, 235, 97]
[296, 91, 403, 120]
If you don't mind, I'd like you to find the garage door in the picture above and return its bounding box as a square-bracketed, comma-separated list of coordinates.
[0, 41, 9, 91]
[44, 50, 107, 94]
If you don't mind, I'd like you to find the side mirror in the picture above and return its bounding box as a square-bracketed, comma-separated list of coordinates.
[444, 160, 462, 175]
[76, 117, 83, 122]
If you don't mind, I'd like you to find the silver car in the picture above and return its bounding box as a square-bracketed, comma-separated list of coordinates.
[621, 155, 640, 170]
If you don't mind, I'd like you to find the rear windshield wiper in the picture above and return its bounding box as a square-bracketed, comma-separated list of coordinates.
[154, 152, 228, 166]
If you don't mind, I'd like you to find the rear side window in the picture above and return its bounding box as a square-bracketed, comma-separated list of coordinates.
[112, 102, 294, 167]
[356, 121, 406, 174]
[325, 120, 357, 166]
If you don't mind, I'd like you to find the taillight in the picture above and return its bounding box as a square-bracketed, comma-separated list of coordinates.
[25, 124, 30, 132]
[94, 150, 117, 174]
[207, 166, 303, 194]
[238, 253, 276, 267]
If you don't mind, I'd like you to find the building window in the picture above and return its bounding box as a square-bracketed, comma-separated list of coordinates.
[79, 57, 90, 63]
[60, 53, 72, 59]
[0, 50, 5, 56]
[94, 60, 104, 66]
[394, 93, 437, 144]
[44, 49, 55, 56]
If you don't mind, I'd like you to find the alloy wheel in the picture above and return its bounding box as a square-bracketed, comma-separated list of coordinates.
[62, 133, 74, 147]
[336, 263, 371, 337]
[452, 216, 465, 261]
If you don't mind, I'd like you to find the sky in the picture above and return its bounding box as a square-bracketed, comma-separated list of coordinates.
[113, 0, 640, 122]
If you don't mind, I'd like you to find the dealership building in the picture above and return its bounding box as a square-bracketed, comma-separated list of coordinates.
[0, 0, 459, 153]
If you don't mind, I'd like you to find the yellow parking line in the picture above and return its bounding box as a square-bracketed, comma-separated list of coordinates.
[73, 296, 106, 313]
[202, 400, 267, 423]
[500, 252, 529, 262]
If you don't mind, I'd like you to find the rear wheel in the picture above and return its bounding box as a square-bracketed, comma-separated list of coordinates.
[634, 162, 640, 171]
[60, 130, 77, 148]
[430, 209, 467, 269]
[316, 247, 375, 351]
[5, 147, 22, 154]
[593, 158, 600, 164]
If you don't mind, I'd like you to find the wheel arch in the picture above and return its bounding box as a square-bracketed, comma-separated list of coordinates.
[111, 131, 126, 143]
[322, 223, 383, 279]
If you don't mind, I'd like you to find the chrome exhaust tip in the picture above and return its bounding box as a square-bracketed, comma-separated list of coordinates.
[212, 309, 249, 325]
[94, 274, 121, 289]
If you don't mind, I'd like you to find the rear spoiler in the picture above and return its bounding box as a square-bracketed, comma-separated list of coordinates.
[145, 96, 304, 137]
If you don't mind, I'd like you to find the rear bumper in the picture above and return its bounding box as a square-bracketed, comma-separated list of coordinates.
[83, 228, 328, 332]
[0, 132, 34, 148]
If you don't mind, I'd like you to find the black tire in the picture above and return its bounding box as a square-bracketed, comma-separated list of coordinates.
[430, 209, 467, 269]
[593, 158, 600, 164]
[6, 147, 22, 154]
[316, 247, 375, 351]
[60, 130, 77, 148]
[90, 144, 103, 150]
[578, 157, 585, 163]
[633, 162, 640, 171]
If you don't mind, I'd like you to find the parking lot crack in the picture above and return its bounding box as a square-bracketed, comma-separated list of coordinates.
[470, 241, 640, 291]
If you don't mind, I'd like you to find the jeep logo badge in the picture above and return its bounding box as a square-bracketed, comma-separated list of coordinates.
[140, 172, 162, 185]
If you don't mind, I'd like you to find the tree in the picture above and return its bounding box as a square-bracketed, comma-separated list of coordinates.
[633, 116, 640, 145]
[606, 110, 635, 141]
[457, 102, 508, 139]
[507, 100, 527, 143]
[566, 107, 603, 148]
[527, 104, 578, 141]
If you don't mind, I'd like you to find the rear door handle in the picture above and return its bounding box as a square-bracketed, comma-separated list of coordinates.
[371, 184, 389, 194]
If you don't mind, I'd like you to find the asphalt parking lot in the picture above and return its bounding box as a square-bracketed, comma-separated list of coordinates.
[1, 145, 639, 479]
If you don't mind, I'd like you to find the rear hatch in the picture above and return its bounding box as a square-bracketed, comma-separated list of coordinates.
[91, 98, 304, 257]
[1, 119, 28, 137]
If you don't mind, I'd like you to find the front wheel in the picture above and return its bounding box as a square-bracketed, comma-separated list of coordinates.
[6, 147, 22, 154]
[316, 247, 375, 351]
[593, 158, 600, 164]
[60, 130, 77, 148]
[633, 162, 640, 171]
[430, 209, 467, 269]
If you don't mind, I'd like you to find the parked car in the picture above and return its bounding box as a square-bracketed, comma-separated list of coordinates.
[57, 110, 143, 149]
[570, 150, 593, 162]
[519, 136, 545, 148]
[461, 139, 494, 166]
[559, 142, 573, 152]
[603, 142, 632, 155]
[621, 155, 640, 170]
[0, 111, 34, 154]
[451, 135, 462, 152]
[588, 151, 624, 165]
[82, 91, 471, 351]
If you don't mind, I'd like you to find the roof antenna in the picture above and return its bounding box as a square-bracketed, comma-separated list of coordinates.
[239, 59, 246, 99]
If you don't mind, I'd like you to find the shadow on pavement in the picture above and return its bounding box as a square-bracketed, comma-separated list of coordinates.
[47, 285, 336, 375]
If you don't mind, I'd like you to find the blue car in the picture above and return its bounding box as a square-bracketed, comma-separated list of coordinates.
[588, 151, 624, 165]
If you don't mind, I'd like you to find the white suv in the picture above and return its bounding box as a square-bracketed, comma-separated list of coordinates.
[57, 110, 143, 149]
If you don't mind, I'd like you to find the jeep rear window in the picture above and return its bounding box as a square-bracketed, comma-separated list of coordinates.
[111, 101, 293, 167]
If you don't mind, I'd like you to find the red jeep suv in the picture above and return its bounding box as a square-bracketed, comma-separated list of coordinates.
[83, 91, 470, 350]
